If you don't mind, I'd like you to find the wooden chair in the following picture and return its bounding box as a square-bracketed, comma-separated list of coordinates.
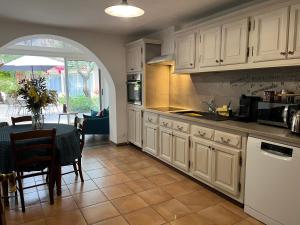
[10, 129, 56, 212]
[11, 116, 32, 126]
[61, 117, 85, 182]
[0, 184, 6, 225]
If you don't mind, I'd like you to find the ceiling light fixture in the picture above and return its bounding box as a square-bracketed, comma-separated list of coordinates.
[105, 0, 145, 18]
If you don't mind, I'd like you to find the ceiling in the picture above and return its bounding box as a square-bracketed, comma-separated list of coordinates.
[0, 0, 255, 37]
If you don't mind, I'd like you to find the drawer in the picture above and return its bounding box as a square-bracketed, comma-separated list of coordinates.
[173, 121, 190, 133]
[191, 125, 214, 140]
[159, 117, 173, 129]
[144, 112, 158, 124]
[214, 130, 241, 149]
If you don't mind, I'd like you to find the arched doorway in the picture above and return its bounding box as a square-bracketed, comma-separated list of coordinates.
[0, 34, 117, 142]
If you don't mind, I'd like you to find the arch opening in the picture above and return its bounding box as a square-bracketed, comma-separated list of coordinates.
[0, 34, 117, 143]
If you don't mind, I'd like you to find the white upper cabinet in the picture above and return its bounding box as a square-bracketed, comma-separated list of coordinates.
[127, 45, 142, 73]
[199, 18, 249, 68]
[175, 33, 196, 70]
[252, 7, 289, 62]
[221, 18, 249, 65]
[288, 3, 300, 59]
[199, 26, 222, 67]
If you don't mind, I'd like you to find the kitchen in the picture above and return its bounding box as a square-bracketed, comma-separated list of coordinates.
[127, 1, 300, 224]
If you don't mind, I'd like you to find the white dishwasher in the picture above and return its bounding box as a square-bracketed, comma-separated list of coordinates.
[245, 137, 300, 225]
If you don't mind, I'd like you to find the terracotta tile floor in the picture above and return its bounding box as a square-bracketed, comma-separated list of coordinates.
[4, 144, 264, 225]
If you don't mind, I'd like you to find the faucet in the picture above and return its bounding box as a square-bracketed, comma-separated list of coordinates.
[202, 100, 217, 114]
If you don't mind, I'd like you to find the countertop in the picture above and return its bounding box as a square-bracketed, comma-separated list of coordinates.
[143, 108, 300, 147]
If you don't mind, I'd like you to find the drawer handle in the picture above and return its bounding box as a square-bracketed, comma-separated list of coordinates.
[221, 137, 230, 143]
[177, 125, 183, 130]
[198, 131, 206, 136]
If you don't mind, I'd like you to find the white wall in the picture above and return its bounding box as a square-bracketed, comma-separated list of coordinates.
[0, 19, 128, 144]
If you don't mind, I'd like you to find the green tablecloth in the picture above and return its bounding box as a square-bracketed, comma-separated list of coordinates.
[0, 124, 81, 173]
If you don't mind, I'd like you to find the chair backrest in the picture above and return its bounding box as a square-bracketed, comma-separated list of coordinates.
[0, 184, 6, 225]
[11, 116, 32, 126]
[0, 122, 8, 128]
[10, 129, 56, 172]
[74, 116, 85, 151]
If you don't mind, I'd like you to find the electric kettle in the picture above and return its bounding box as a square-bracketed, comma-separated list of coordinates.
[291, 110, 300, 134]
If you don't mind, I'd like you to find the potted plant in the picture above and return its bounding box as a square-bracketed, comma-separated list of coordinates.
[17, 77, 57, 129]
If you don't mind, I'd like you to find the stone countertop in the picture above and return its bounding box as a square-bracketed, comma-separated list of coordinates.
[143, 108, 300, 147]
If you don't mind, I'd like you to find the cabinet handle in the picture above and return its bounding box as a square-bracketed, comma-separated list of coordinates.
[280, 52, 287, 56]
[190, 63, 193, 66]
[288, 51, 295, 55]
[220, 59, 224, 63]
[216, 60, 219, 63]
[221, 137, 230, 143]
[211, 147, 215, 151]
[177, 125, 183, 131]
[198, 131, 206, 136]
[130, 68, 134, 70]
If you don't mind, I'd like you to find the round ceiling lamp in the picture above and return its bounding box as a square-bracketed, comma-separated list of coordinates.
[105, 0, 145, 18]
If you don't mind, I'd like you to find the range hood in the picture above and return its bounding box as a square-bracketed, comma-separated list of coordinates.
[147, 54, 174, 66]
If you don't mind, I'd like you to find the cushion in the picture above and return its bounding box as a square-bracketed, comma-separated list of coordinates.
[98, 108, 109, 118]
[90, 110, 98, 117]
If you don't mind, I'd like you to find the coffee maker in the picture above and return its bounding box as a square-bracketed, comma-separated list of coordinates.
[237, 95, 261, 122]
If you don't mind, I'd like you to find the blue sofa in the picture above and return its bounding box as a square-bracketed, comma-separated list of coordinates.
[83, 109, 109, 135]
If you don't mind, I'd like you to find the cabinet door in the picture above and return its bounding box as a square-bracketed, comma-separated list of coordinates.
[191, 138, 212, 183]
[253, 7, 289, 62]
[159, 127, 173, 163]
[172, 131, 190, 171]
[135, 110, 142, 147]
[128, 108, 136, 143]
[175, 33, 196, 70]
[127, 45, 142, 73]
[221, 18, 249, 65]
[143, 123, 158, 156]
[211, 144, 240, 196]
[199, 26, 221, 67]
[288, 4, 300, 59]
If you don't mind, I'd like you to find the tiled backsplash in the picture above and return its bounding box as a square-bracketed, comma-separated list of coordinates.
[170, 67, 300, 112]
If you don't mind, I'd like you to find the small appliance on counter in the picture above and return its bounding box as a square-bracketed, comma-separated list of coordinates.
[257, 102, 300, 128]
[236, 95, 261, 122]
[291, 110, 300, 134]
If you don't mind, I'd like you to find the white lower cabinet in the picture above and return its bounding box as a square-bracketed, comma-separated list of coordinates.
[128, 107, 142, 147]
[191, 137, 212, 183]
[211, 144, 241, 196]
[143, 122, 158, 156]
[172, 131, 190, 172]
[143, 112, 244, 201]
[159, 127, 173, 163]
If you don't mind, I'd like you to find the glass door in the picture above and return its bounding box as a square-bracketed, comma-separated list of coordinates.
[65, 60, 101, 114]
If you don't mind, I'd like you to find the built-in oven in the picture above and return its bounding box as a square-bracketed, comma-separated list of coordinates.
[127, 73, 142, 105]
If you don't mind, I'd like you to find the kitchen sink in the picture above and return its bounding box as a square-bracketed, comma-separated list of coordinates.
[171, 110, 230, 121]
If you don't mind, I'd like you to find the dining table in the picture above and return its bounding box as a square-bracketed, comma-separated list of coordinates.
[0, 123, 81, 196]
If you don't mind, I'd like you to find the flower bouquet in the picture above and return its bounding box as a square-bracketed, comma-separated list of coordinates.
[17, 77, 58, 129]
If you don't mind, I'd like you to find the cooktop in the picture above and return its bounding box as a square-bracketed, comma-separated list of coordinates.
[148, 107, 187, 112]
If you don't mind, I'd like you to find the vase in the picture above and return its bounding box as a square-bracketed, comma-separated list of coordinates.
[32, 111, 44, 130]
